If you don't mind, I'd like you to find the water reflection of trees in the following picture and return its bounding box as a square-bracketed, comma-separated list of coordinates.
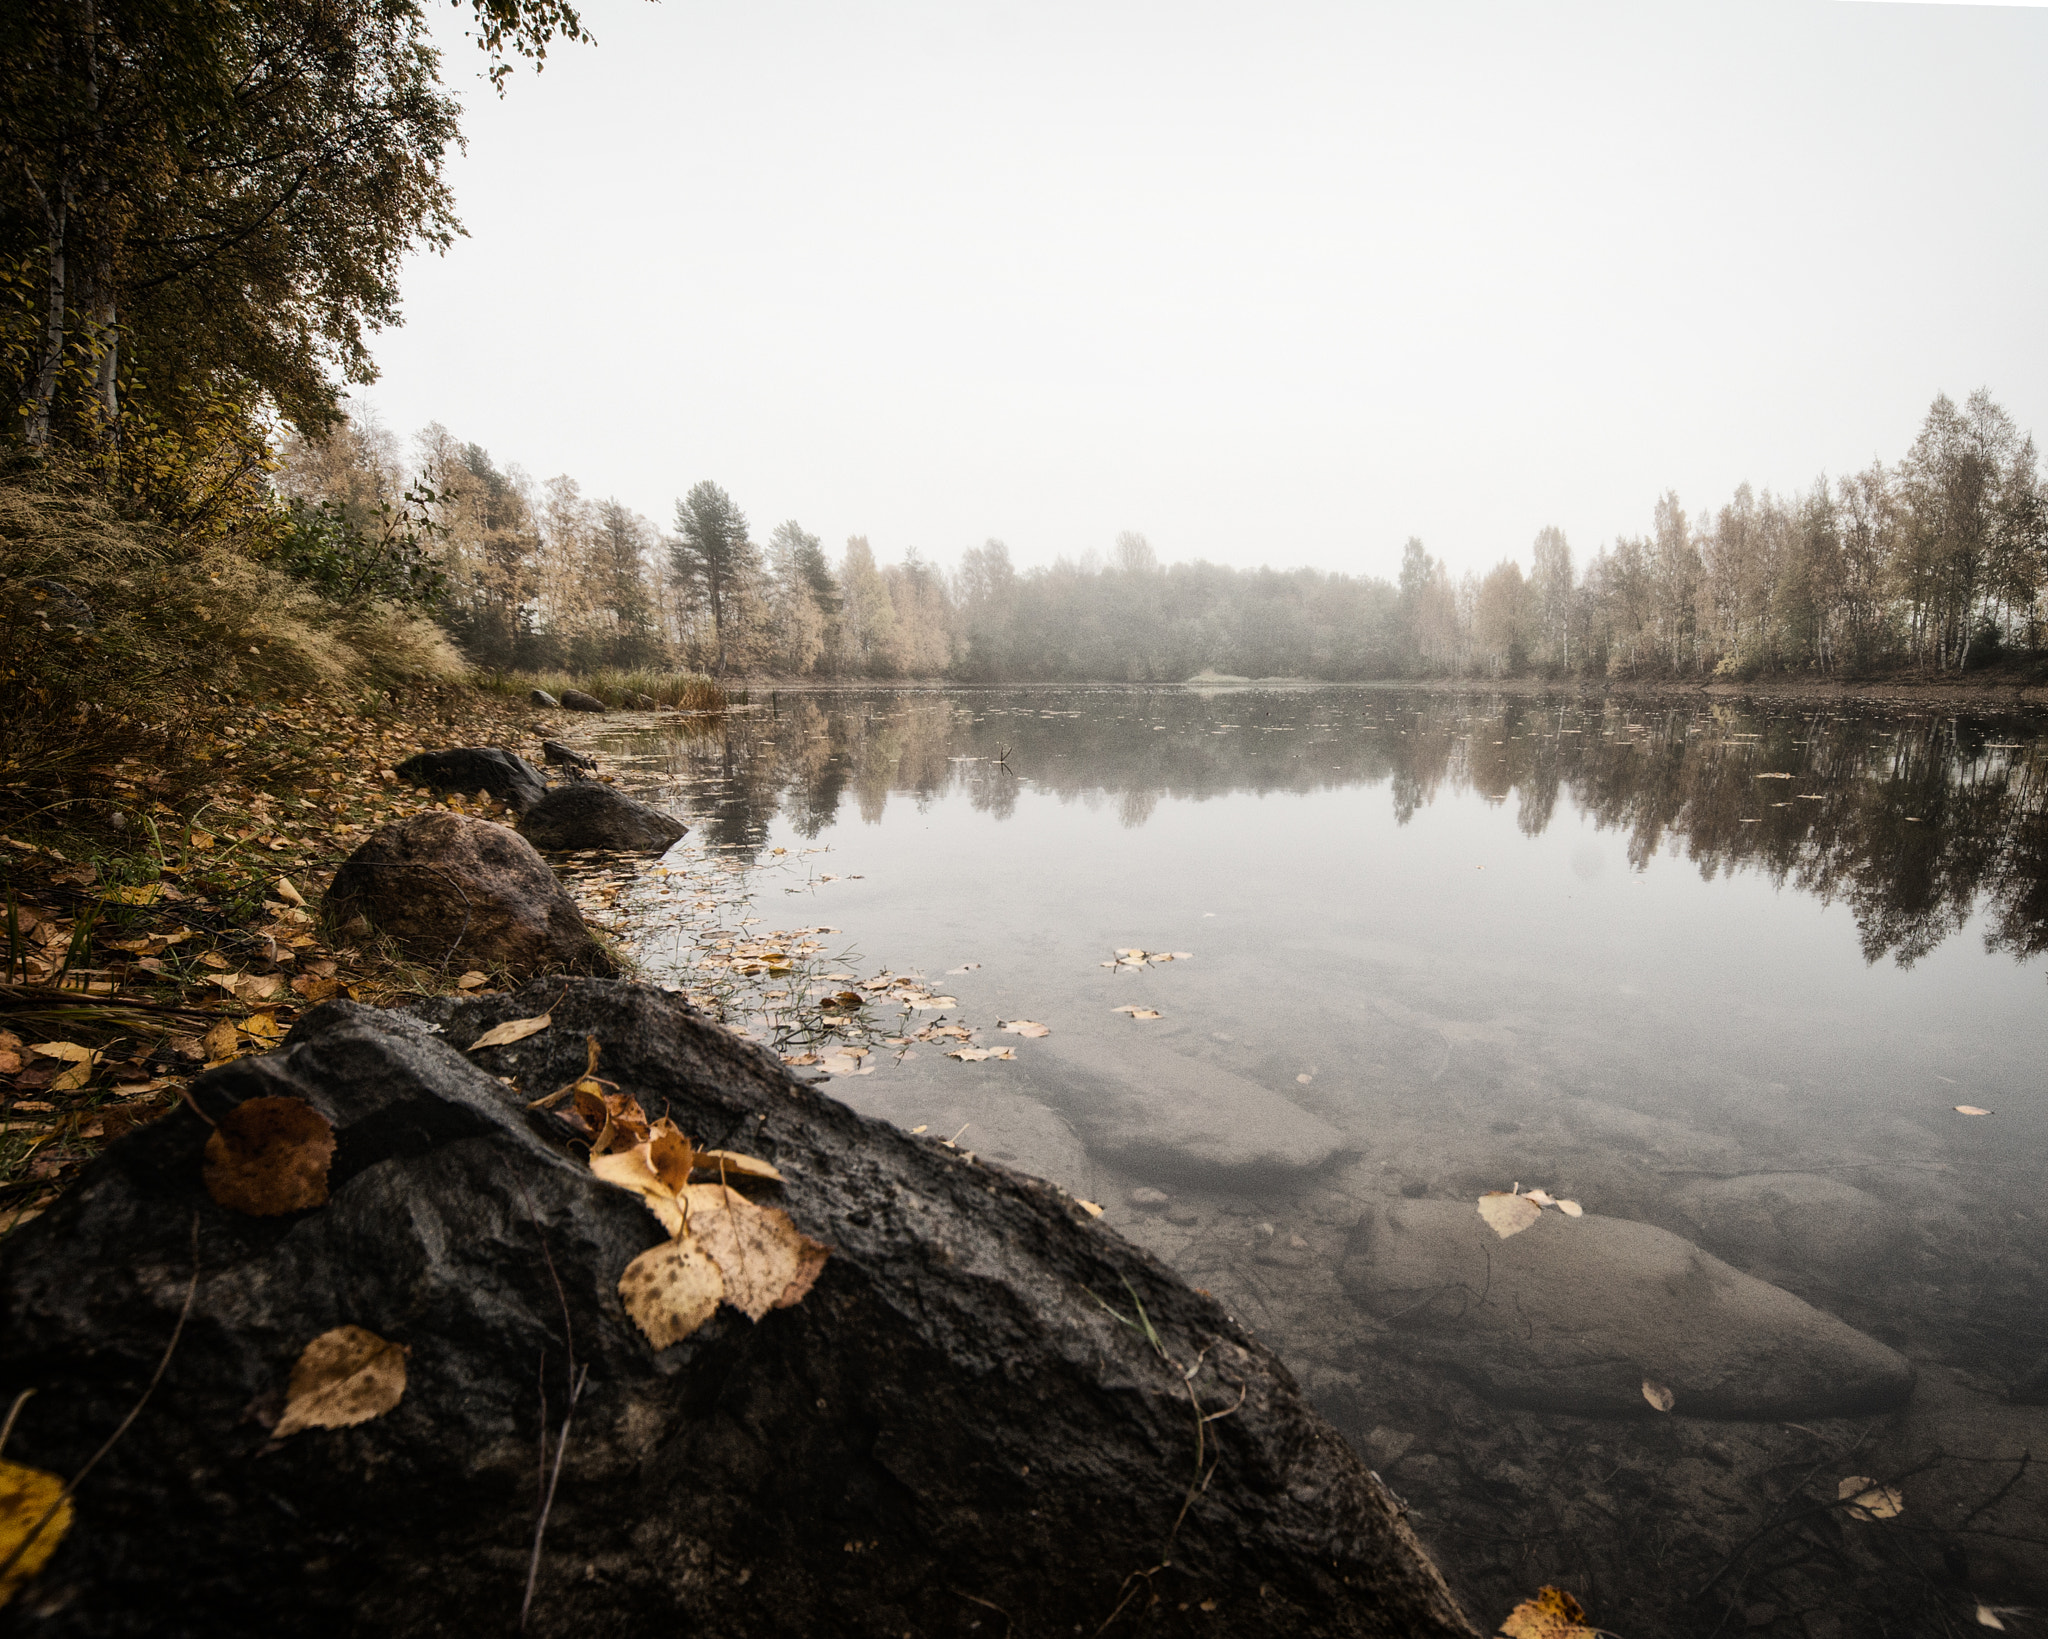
[636, 690, 2048, 970]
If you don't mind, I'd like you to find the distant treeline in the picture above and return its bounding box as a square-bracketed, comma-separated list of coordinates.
[280, 390, 2045, 682]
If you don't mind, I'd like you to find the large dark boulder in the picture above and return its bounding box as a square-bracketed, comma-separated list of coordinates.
[0, 981, 1475, 1639]
[559, 690, 607, 713]
[393, 747, 548, 814]
[323, 812, 617, 980]
[520, 784, 688, 852]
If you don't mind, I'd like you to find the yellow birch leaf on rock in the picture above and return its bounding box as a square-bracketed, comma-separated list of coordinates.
[998, 1020, 1050, 1038]
[0, 1459, 72, 1608]
[204, 1096, 335, 1215]
[679, 1184, 830, 1321]
[1838, 1476, 1904, 1521]
[619, 1234, 725, 1349]
[1954, 1105, 1993, 1116]
[589, 1144, 686, 1237]
[1477, 1191, 1542, 1239]
[1112, 1006, 1162, 1020]
[273, 1326, 408, 1437]
[947, 1047, 993, 1061]
[693, 1149, 782, 1183]
[468, 1013, 552, 1051]
[1642, 1378, 1675, 1412]
[1554, 1199, 1584, 1217]
[1499, 1585, 1597, 1639]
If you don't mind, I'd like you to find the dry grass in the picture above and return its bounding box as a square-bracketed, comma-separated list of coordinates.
[477, 667, 727, 713]
[0, 469, 464, 814]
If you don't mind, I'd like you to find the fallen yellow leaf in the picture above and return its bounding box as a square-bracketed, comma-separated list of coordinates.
[1499, 1585, 1596, 1638]
[468, 1012, 552, 1051]
[0, 1458, 72, 1608]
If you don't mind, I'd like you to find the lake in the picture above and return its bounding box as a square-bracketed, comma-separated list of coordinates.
[560, 684, 2048, 1638]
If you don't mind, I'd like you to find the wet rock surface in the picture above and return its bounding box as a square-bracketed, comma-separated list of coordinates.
[393, 746, 549, 813]
[0, 982, 1476, 1639]
[324, 812, 618, 979]
[519, 783, 688, 852]
[1339, 1200, 1915, 1419]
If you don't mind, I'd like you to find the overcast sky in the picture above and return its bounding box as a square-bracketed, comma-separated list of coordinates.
[361, 0, 2048, 582]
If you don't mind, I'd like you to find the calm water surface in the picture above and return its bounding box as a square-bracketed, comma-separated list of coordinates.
[574, 686, 2048, 1637]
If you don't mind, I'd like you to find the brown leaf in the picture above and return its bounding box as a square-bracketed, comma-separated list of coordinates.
[204, 1095, 334, 1215]
[1477, 1191, 1542, 1240]
[468, 1012, 552, 1051]
[1642, 1379, 1675, 1413]
[454, 971, 487, 990]
[680, 1184, 830, 1321]
[619, 1234, 725, 1348]
[1499, 1585, 1596, 1638]
[291, 974, 341, 1003]
[273, 875, 305, 905]
[0, 1458, 73, 1608]
[272, 1325, 408, 1437]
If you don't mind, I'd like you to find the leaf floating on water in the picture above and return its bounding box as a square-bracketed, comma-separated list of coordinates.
[998, 1019, 1050, 1038]
[1498, 1585, 1597, 1639]
[204, 1096, 335, 1216]
[1477, 1191, 1542, 1239]
[1837, 1476, 1904, 1521]
[1641, 1378, 1675, 1413]
[468, 1012, 552, 1051]
[0, 1458, 73, 1608]
[681, 1183, 830, 1321]
[619, 1234, 725, 1348]
[1954, 1105, 1993, 1116]
[273, 1326, 408, 1437]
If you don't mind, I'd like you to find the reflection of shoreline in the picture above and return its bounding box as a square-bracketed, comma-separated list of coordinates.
[724, 674, 2048, 707]
[589, 689, 2048, 973]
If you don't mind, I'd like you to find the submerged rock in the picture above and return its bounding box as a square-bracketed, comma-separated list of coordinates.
[1342, 1199, 1915, 1419]
[519, 783, 687, 852]
[324, 812, 617, 980]
[560, 689, 607, 713]
[393, 746, 549, 813]
[0, 981, 1476, 1639]
[1667, 1172, 1912, 1287]
[1032, 1035, 1348, 1179]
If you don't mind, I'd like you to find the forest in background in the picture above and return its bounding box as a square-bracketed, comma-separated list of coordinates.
[282, 388, 2048, 686]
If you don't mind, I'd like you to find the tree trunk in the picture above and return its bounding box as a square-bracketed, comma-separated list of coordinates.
[26, 183, 70, 450]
